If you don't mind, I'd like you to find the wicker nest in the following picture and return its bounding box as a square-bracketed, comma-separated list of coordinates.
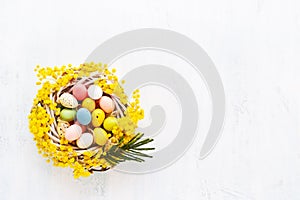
[45, 72, 130, 172]
[29, 63, 154, 178]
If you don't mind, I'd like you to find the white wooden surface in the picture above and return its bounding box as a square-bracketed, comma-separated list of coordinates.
[1, 0, 300, 199]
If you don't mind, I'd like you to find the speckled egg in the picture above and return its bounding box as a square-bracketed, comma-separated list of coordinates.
[58, 93, 78, 108]
[103, 116, 118, 131]
[57, 119, 70, 136]
[60, 109, 76, 122]
[76, 132, 93, 149]
[82, 98, 96, 112]
[72, 84, 88, 101]
[93, 128, 108, 146]
[76, 108, 91, 125]
[91, 109, 105, 127]
[65, 124, 82, 142]
[87, 85, 103, 100]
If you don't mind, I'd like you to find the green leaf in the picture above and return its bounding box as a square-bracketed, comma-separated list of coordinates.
[99, 132, 155, 166]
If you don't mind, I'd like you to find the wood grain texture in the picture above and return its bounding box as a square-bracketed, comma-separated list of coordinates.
[1, 0, 300, 199]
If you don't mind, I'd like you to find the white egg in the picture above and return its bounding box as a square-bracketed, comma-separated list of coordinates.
[76, 132, 94, 149]
[58, 93, 78, 108]
[88, 85, 103, 100]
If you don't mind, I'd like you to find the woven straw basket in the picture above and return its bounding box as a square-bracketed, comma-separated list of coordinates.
[44, 72, 126, 172]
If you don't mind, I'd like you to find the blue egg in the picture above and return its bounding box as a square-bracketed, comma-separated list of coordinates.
[76, 108, 91, 125]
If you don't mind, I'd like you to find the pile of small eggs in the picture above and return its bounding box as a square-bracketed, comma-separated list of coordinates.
[57, 83, 118, 149]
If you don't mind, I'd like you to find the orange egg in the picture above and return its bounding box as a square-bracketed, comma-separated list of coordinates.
[99, 96, 115, 113]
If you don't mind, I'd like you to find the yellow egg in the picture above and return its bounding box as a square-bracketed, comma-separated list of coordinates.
[103, 116, 118, 131]
[82, 98, 96, 112]
[93, 128, 108, 146]
[91, 109, 105, 127]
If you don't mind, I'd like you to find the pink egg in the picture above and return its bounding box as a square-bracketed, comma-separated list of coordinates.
[65, 124, 82, 142]
[99, 96, 115, 113]
[75, 121, 87, 132]
[72, 84, 88, 101]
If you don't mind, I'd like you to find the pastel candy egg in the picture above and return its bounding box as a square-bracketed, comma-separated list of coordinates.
[93, 128, 108, 146]
[72, 84, 88, 101]
[103, 116, 118, 131]
[88, 85, 103, 100]
[82, 98, 96, 112]
[58, 93, 78, 108]
[75, 121, 87, 132]
[99, 96, 115, 113]
[60, 109, 76, 122]
[65, 124, 82, 142]
[91, 109, 105, 127]
[76, 132, 93, 149]
[76, 108, 91, 125]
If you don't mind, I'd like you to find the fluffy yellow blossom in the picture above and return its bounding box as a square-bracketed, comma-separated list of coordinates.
[28, 62, 146, 179]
